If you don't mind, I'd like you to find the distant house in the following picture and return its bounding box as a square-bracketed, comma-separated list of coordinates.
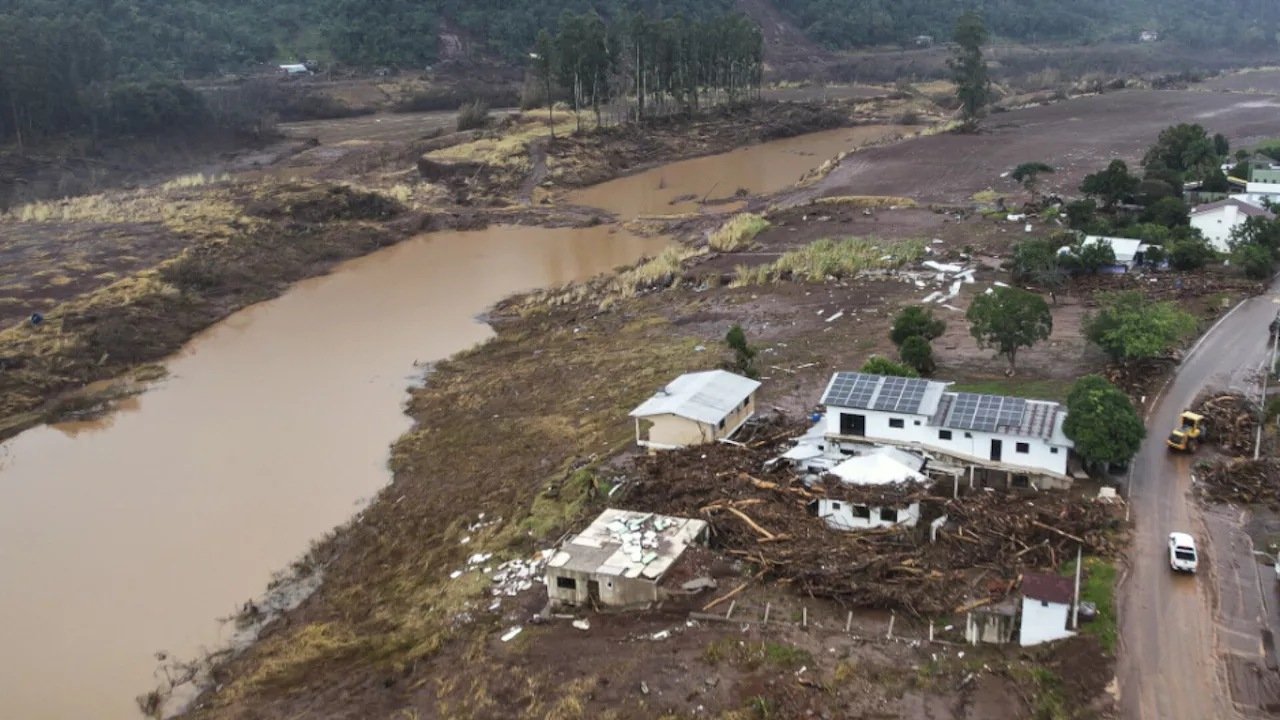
[1019, 572, 1076, 646]
[629, 370, 761, 450]
[914, 35, 934, 47]
[820, 372, 1074, 489]
[279, 64, 311, 77]
[1139, 30, 1158, 43]
[545, 509, 708, 608]
[808, 447, 927, 531]
[1191, 198, 1275, 252]
[1078, 235, 1146, 269]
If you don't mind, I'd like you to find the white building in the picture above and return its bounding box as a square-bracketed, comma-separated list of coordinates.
[1190, 198, 1275, 253]
[629, 370, 760, 450]
[809, 448, 926, 531]
[820, 372, 1073, 487]
[1019, 572, 1076, 646]
[1078, 235, 1146, 268]
[279, 64, 311, 76]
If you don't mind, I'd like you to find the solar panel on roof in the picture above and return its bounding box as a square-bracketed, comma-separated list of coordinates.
[824, 372, 879, 409]
[948, 392, 1027, 432]
[872, 376, 930, 414]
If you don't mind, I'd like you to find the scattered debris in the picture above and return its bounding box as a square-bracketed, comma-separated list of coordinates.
[572, 618, 591, 631]
[501, 626, 523, 642]
[1192, 391, 1258, 456]
[1199, 458, 1280, 504]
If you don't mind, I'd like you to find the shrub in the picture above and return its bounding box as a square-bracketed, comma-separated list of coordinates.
[899, 336, 936, 375]
[456, 100, 491, 131]
[860, 355, 919, 378]
[709, 213, 769, 251]
[890, 306, 946, 346]
[1167, 234, 1216, 270]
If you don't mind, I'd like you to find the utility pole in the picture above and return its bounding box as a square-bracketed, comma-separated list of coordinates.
[1072, 544, 1082, 630]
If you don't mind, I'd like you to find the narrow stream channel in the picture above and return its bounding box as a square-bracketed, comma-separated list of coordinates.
[0, 125, 898, 719]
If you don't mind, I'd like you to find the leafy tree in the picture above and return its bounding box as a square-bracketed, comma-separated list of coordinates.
[1229, 215, 1280, 278]
[1201, 167, 1231, 193]
[1141, 196, 1190, 228]
[1167, 233, 1217, 270]
[725, 323, 758, 378]
[860, 355, 919, 378]
[1234, 243, 1276, 278]
[889, 306, 947, 346]
[1065, 198, 1098, 229]
[1230, 160, 1251, 181]
[1011, 238, 1066, 300]
[1076, 240, 1117, 273]
[1136, 177, 1178, 206]
[1012, 161, 1055, 195]
[1081, 160, 1141, 208]
[899, 336, 936, 375]
[1213, 132, 1230, 158]
[1143, 123, 1218, 179]
[965, 286, 1053, 374]
[949, 11, 992, 133]
[1063, 375, 1146, 467]
[1083, 291, 1197, 362]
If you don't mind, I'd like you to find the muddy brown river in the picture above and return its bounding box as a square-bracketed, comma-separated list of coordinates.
[0, 127, 891, 719]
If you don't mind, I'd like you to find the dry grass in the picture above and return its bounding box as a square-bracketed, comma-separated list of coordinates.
[708, 212, 769, 251]
[5, 187, 243, 234]
[809, 195, 918, 209]
[610, 245, 706, 298]
[161, 173, 231, 191]
[428, 111, 582, 169]
[732, 236, 925, 285]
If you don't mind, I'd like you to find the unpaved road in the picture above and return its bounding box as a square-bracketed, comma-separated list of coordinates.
[1119, 283, 1280, 720]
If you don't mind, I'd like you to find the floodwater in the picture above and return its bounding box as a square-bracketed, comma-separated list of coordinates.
[568, 125, 902, 217]
[0, 122, 901, 720]
[0, 225, 665, 720]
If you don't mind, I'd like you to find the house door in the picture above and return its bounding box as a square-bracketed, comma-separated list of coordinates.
[588, 580, 601, 604]
[990, 439, 1003, 462]
[840, 413, 866, 436]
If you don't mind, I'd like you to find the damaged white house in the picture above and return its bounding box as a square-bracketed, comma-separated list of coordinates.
[629, 370, 760, 450]
[808, 448, 926, 531]
[545, 509, 707, 609]
[819, 372, 1074, 489]
[1019, 572, 1076, 646]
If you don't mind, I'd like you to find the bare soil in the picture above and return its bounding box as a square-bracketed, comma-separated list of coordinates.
[1201, 70, 1280, 95]
[791, 90, 1280, 206]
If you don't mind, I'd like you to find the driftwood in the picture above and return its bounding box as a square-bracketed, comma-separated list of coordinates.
[703, 582, 748, 611]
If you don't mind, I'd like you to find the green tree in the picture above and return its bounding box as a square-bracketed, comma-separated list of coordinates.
[1076, 240, 1118, 273]
[889, 306, 947, 346]
[1081, 159, 1141, 208]
[860, 355, 920, 378]
[1143, 123, 1218, 179]
[1063, 375, 1146, 467]
[899, 336, 936, 375]
[1083, 291, 1198, 362]
[1167, 233, 1217, 270]
[1011, 238, 1066, 301]
[1012, 161, 1055, 196]
[533, 29, 556, 135]
[725, 323, 758, 378]
[1229, 215, 1280, 278]
[1214, 133, 1231, 158]
[965, 287, 1053, 374]
[1141, 196, 1190, 227]
[1065, 198, 1098, 229]
[948, 11, 992, 132]
[1230, 160, 1251, 180]
[1201, 167, 1231, 193]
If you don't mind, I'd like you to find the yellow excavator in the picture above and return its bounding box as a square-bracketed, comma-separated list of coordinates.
[1166, 411, 1206, 452]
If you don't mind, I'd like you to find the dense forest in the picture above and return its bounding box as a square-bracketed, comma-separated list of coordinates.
[2, 0, 1279, 146]
[779, 0, 1280, 50]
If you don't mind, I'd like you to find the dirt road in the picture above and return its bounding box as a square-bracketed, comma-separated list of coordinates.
[1119, 284, 1280, 720]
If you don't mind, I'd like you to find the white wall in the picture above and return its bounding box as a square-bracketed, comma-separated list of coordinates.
[1190, 206, 1244, 253]
[815, 498, 919, 530]
[825, 406, 1069, 476]
[1019, 598, 1075, 646]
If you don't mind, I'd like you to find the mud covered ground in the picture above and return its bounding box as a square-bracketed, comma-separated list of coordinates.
[790, 89, 1280, 206]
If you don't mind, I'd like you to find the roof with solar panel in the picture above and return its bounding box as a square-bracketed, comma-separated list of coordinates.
[821, 372, 1068, 444]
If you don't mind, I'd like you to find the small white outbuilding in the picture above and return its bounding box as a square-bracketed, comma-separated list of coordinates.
[1190, 198, 1275, 253]
[1019, 571, 1076, 646]
[629, 370, 761, 450]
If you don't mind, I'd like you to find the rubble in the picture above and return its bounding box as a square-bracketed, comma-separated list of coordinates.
[1192, 391, 1259, 456]
[1104, 356, 1178, 406]
[1198, 458, 1280, 505]
[619, 419, 1122, 616]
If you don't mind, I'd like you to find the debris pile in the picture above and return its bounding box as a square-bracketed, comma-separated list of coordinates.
[1104, 356, 1177, 405]
[1199, 458, 1280, 505]
[619, 426, 1122, 615]
[1192, 391, 1258, 456]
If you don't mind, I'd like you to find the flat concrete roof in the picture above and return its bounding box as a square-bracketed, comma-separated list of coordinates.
[547, 508, 707, 582]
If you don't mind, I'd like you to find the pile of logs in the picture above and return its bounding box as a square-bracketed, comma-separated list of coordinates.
[1199, 458, 1280, 505]
[1192, 391, 1258, 456]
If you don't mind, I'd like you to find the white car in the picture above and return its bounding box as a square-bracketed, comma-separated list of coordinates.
[1169, 532, 1198, 573]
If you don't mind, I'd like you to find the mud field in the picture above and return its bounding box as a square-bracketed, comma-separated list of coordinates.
[797, 90, 1280, 206]
[1201, 69, 1280, 95]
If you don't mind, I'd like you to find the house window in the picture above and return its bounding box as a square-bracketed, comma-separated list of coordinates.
[881, 508, 900, 522]
[964, 432, 972, 438]
[718, 418, 725, 430]
[889, 418, 905, 429]
[831, 502, 842, 510]
[914, 420, 921, 426]
[556, 577, 578, 590]
[743, 397, 750, 409]
[1051, 447, 1059, 454]
[1041, 600, 1049, 608]
[1012, 475, 1030, 488]
[852, 505, 871, 519]
[939, 430, 953, 440]
[1016, 442, 1030, 454]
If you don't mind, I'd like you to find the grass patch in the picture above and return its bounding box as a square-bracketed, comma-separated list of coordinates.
[810, 195, 918, 209]
[1012, 666, 1069, 720]
[428, 111, 581, 169]
[971, 189, 1007, 205]
[1061, 557, 1117, 654]
[703, 638, 813, 671]
[947, 379, 1072, 402]
[709, 212, 769, 252]
[770, 237, 924, 282]
[610, 245, 706, 297]
[520, 469, 595, 539]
